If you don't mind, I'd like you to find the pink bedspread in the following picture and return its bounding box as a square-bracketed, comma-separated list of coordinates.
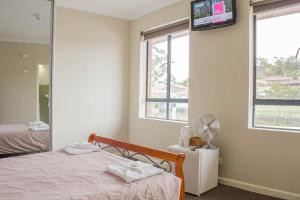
[0, 150, 181, 200]
[0, 124, 49, 154]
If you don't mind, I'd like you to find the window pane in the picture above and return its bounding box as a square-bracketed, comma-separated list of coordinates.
[254, 105, 300, 129]
[146, 102, 166, 119]
[256, 12, 300, 100]
[169, 103, 188, 121]
[147, 36, 168, 98]
[171, 33, 189, 99]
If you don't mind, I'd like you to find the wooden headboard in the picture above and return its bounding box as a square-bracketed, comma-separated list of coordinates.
[88, 133, 185, 200]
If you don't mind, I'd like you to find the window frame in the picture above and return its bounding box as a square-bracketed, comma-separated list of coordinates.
[145, 33, 189, 122]
[252, 14, 300, 131]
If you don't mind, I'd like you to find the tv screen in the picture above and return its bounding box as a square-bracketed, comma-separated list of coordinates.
[191, 0, 236, 31]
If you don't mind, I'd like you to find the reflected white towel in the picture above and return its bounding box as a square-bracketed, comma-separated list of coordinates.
[29, 122, 49, 131]
[61, 142, 101, 155]
[27, 121, 43, 126]
[106, 161, 164, 183]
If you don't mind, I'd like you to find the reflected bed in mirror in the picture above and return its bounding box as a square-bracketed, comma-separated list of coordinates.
[0, 0, 53, 158]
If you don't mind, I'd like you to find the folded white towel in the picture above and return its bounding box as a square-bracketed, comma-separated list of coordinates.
[106, 161, 164, 183]
[61, 142, 101, 155]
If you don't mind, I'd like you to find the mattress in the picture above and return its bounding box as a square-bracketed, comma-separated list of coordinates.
[0, 150, 181, 200]
[0, 124, 49, 154]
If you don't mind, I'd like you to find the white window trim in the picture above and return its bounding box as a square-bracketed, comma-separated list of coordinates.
[138, 32, 189, 122]
[249, 6, 300, 132]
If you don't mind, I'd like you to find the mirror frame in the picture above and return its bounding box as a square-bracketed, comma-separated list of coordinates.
[49, 0, 55, 150]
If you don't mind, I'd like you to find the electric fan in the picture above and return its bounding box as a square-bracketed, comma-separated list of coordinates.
[195, 114, 220, 149]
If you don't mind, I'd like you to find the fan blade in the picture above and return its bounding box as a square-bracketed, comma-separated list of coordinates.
[210, 120, 220, 130]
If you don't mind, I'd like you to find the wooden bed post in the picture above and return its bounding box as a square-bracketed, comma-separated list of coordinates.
[175, 154, 185, 200]
[88, 133, 185, 200]
[88, 133, 96, 143]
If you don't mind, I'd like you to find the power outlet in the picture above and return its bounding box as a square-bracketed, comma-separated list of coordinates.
[219, 158, 223, 165]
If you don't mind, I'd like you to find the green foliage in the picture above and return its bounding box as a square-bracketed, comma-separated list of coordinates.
[181, 79, 189, 87]
[224, 0, 232, 13]
[194, 1, 210, 19]
[151, 46, 186, 87]
[257, 56, 300, 79]
[255, 105, 300, 127]
[268, 82, 300, 99]
[151, 46, 167, 85]
[257, 56, 300, 99]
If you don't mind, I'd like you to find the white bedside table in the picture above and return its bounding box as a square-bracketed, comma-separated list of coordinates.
[168, 145, 219, 196]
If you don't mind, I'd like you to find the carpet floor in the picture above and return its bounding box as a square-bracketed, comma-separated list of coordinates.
[185, 184, 283, 200]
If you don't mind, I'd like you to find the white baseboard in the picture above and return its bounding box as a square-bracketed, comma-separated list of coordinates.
[219, 177, 300, 200]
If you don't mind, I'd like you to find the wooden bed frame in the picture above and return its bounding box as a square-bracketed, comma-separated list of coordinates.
[88, 133, 185, 200]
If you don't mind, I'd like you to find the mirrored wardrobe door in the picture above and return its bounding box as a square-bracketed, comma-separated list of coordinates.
[0, 0, 53, 158]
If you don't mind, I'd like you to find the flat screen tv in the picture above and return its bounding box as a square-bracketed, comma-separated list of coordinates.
[191, 0, 236, 31]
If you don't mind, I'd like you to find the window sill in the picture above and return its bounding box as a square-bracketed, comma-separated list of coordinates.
[249, 126, 300, 134]
[139, 117, 188, 125]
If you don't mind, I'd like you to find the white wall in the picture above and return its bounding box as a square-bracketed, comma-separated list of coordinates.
[39, 65, 49, 85]
[0, 41, 49, 123]
[52, 7, 130, 149]
[51, 1, 300, 196]
[129, 0, 300, 196]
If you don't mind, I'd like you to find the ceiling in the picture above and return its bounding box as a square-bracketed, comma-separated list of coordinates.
[0, 0, 51, 43]
[0, 0, 182, 43]
[55, 0, 183, 20]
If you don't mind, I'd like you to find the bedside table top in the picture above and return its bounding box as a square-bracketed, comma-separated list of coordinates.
[168, 145, 219, 153]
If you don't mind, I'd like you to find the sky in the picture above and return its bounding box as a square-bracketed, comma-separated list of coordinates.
[153, 34, 189, 82]
[257, 12, 300, 62]
[171, 35, 189, 82]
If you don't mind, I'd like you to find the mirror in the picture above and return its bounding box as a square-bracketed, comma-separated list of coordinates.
[0, 0, 53, 157]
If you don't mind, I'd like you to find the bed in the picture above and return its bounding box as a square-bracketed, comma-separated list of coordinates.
[0, 124, 49, 157]
[0, 133, 185, 200]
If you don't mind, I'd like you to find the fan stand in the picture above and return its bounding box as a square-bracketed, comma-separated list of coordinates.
[203, 135, 217, 149]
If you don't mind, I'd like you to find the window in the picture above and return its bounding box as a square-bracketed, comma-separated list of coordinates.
[252, 1, 300, 130]
[142, 21, 189, 121]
